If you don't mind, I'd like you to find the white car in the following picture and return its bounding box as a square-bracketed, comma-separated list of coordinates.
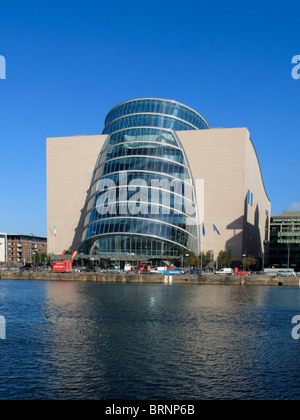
[215, 268, 234, 275]
[276, 270, 296, 277]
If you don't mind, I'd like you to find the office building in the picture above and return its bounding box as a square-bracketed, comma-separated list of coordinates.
[47, 98, 271, 266]
[269, 211, 300, 270]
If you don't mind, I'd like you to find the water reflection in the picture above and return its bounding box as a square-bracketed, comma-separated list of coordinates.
[1, 281, 300, 399]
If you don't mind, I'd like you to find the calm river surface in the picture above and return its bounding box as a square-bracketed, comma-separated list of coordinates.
[1, 280, 300, 400]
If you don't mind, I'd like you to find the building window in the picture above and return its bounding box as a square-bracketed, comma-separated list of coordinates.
[247, 190, 253, 207]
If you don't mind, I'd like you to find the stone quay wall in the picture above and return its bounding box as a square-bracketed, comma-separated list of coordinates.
[0, 270, 299, 286]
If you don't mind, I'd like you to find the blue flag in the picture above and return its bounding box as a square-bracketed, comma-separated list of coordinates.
[202, 224, 205, 236]
[213, 223, 220, 235]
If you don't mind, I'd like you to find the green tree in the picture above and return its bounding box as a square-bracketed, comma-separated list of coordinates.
[199, 250, 214, 267]
[217, 249, 233, 267]
[205, 250, 214, 263]
[217, 250, 225, 267]
[40, 252, 48, 264]
[33, 251, 40, 265]
[187, 252, 197, 267]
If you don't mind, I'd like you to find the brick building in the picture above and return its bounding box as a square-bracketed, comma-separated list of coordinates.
[6, 234, 47, 264]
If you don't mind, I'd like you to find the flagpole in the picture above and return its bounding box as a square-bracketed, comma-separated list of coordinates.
[49, 226, 52, 257]
[201, 223, 204, 270]
[212, 224, 221, 267]
[200, 244, 203, 270]
[212, 222, 214, 263]
[50, 225, 53, 257]
[53, 225, 57, 257]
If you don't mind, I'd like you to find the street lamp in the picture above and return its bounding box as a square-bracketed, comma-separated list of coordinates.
[242, 254, 246, 272]
[185, 253, 189, 271]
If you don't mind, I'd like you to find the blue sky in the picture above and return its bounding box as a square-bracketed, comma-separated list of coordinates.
[0, 0, 299, 237]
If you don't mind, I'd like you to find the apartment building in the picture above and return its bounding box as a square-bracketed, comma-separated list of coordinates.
[6, 234, 47, 264]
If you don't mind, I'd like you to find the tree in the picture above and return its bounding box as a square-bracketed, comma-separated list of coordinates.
[244, 255, 257, 270]
[217, 250, 225, 267]
[217, 249, 233, 267]
[187, 252, 197, 267]
[40, 252, 49, 264]
[198, 250, 214, 267]
[33, 251, 40, 265]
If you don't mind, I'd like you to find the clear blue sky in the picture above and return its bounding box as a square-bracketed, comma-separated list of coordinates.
[0, 0, 299, 237]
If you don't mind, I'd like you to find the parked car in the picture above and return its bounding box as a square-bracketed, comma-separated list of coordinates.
[189, 268, 202, 275]
[19, 264, 35, 271]
[276, 270, 296, 277]
[215, 268, 234, 275]
[106, 268, 121, 273]
[234, 267, 251, 275]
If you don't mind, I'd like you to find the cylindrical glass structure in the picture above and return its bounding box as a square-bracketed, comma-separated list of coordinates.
[79, 98, 209, 262]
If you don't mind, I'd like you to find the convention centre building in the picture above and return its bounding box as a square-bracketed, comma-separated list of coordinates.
[47, 98, 271, 267]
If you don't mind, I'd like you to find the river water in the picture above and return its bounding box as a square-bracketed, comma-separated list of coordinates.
[0, 280, 300, 400]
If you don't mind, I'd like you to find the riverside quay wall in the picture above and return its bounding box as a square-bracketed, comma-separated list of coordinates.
[0, 271, 299, 286]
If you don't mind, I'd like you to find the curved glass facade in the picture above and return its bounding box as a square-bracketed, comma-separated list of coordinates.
[80, 98, 209, 261]
[104, 98, 209, 130]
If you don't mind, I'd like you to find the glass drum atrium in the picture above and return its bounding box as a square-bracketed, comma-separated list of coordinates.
[79, 98, 209, 264]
